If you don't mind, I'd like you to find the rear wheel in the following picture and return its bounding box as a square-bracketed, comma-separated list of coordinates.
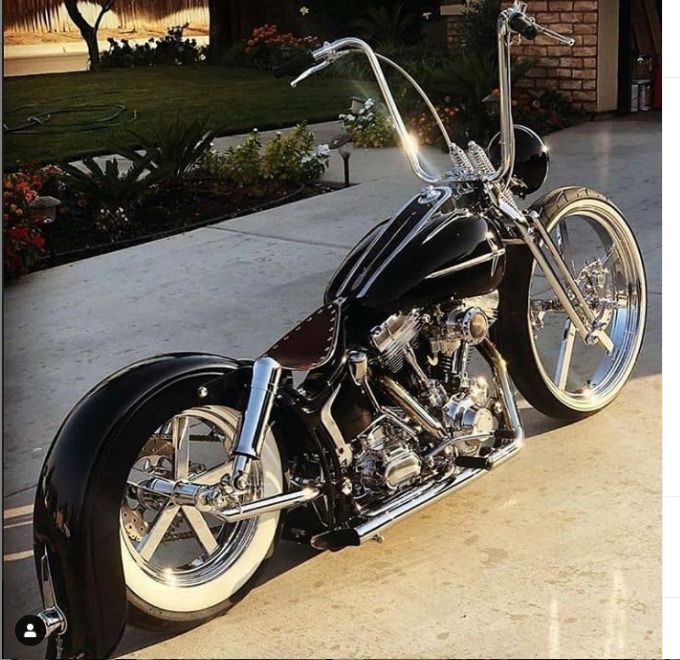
[120, 405, 283, 628]
[498, 187, 647, 420]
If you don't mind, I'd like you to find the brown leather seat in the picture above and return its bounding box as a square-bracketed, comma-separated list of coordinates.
[263, 301, 341, 371]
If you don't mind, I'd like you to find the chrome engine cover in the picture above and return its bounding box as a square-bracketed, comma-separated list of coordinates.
[371, 310, 421, 372]
[354, 423, 421, 493]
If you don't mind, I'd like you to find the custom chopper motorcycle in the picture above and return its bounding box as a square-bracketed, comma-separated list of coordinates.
[32, 2, 646, 657]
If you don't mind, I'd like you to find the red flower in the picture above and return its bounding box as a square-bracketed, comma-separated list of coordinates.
[8, 226, 29, 240]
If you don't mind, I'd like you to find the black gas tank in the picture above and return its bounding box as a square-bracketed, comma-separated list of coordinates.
[325, 187, 505, 311]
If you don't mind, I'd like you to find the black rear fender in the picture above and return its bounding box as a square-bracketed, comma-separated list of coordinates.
[33, 352, 315, 659]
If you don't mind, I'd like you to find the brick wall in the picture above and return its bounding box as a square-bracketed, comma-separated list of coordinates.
[515, 1, 598, 111]
[446, 0, 601, 112]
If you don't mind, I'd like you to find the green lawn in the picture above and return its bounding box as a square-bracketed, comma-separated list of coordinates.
[3, 66, 368, 166]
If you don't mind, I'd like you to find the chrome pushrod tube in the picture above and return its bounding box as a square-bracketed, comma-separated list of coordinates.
[377, 374, 447, 440]
[314, 38, 445, 185]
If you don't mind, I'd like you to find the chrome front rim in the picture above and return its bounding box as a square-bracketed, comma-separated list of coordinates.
[121, 407, 261, 588]
[528, 201, 646, 411]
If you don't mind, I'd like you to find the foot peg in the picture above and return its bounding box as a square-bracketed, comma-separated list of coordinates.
[310, 528, 361, 551]
[454, 455, 492, 470]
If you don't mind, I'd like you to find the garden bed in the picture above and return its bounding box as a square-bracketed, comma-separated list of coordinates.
[38, 177, 342, 270]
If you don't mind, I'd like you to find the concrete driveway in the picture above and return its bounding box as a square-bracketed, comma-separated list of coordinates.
[3, 117, 661, 658]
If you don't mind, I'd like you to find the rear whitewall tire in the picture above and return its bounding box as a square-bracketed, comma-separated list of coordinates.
[121, 416, 283, 620]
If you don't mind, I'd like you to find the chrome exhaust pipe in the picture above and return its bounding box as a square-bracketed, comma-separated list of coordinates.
[479, 337, 524, 445]
[350, 338, 524, 544]
[353, 439, 521, 544]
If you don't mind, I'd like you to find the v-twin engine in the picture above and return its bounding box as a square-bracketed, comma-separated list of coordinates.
[350, 295, 502, 501]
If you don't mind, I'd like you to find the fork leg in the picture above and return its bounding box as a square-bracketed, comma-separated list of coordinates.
[512, 209, 614, 354]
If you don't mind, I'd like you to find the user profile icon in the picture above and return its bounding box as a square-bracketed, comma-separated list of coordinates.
[15, 615, 47, 646]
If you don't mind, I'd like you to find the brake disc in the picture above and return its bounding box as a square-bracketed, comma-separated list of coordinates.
[121, 504, 148, 542]
[122, 434, 177, 543]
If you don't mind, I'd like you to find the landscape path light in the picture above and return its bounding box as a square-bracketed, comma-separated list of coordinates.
[330, 132, 353, 188]
[29, 195, 61, 265]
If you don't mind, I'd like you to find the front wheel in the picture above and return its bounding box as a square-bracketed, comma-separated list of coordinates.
[121, 405, 283, 628]
[497, 187, 647, 420]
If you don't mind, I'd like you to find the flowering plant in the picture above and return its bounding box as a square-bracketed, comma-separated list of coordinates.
[340, 98, 397, 148]
[514, 89, 586, 134]
[407, 100, 460, 147]
[3, 166, 60, 279]
[243, 24, 320, 70]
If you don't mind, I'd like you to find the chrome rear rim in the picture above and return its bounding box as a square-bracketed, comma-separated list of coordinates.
[121, 407, 262, 587]
[528, 201, 646, 411]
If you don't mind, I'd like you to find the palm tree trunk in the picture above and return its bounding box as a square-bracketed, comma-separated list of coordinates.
[208, 0, 234, 63]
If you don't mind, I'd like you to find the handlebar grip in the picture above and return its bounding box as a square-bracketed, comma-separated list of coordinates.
[508, 12, 538, 40]
[273, 52, 316, 79]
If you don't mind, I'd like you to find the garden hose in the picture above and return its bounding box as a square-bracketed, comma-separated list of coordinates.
[3, 102, 137, 134]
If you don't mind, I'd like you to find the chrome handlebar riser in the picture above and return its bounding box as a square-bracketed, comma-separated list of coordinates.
[315, 37, 446, 185]
[305, 5, 572, 189]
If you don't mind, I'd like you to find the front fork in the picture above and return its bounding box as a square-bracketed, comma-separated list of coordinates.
[496, 194, 614, 354]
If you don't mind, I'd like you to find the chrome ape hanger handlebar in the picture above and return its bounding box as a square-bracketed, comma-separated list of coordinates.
[286, 1, 574, 189]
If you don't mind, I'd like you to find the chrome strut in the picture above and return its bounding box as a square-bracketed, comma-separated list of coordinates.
[231, 356, 282, 487]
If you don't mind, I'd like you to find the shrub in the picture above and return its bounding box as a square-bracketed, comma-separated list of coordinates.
[260, 125, 330, 183]
[407, 102, 460, 148]
[326, 44, 450, 86]
[457, 0, 501, 55]
[100, 24, 206, 69]
[226, 24, 321, 70]
[125, 116, 218, 186]
[427, 54, 536, 144]
[340, 98, 398, 148]
[350, 2, 423, 47]
[60, 154, 158, 241]
[198, 125, 330, 187]
[515, 89, 589, 135]
[3, 167, 60, 278]
[200, 131, 263, 188]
